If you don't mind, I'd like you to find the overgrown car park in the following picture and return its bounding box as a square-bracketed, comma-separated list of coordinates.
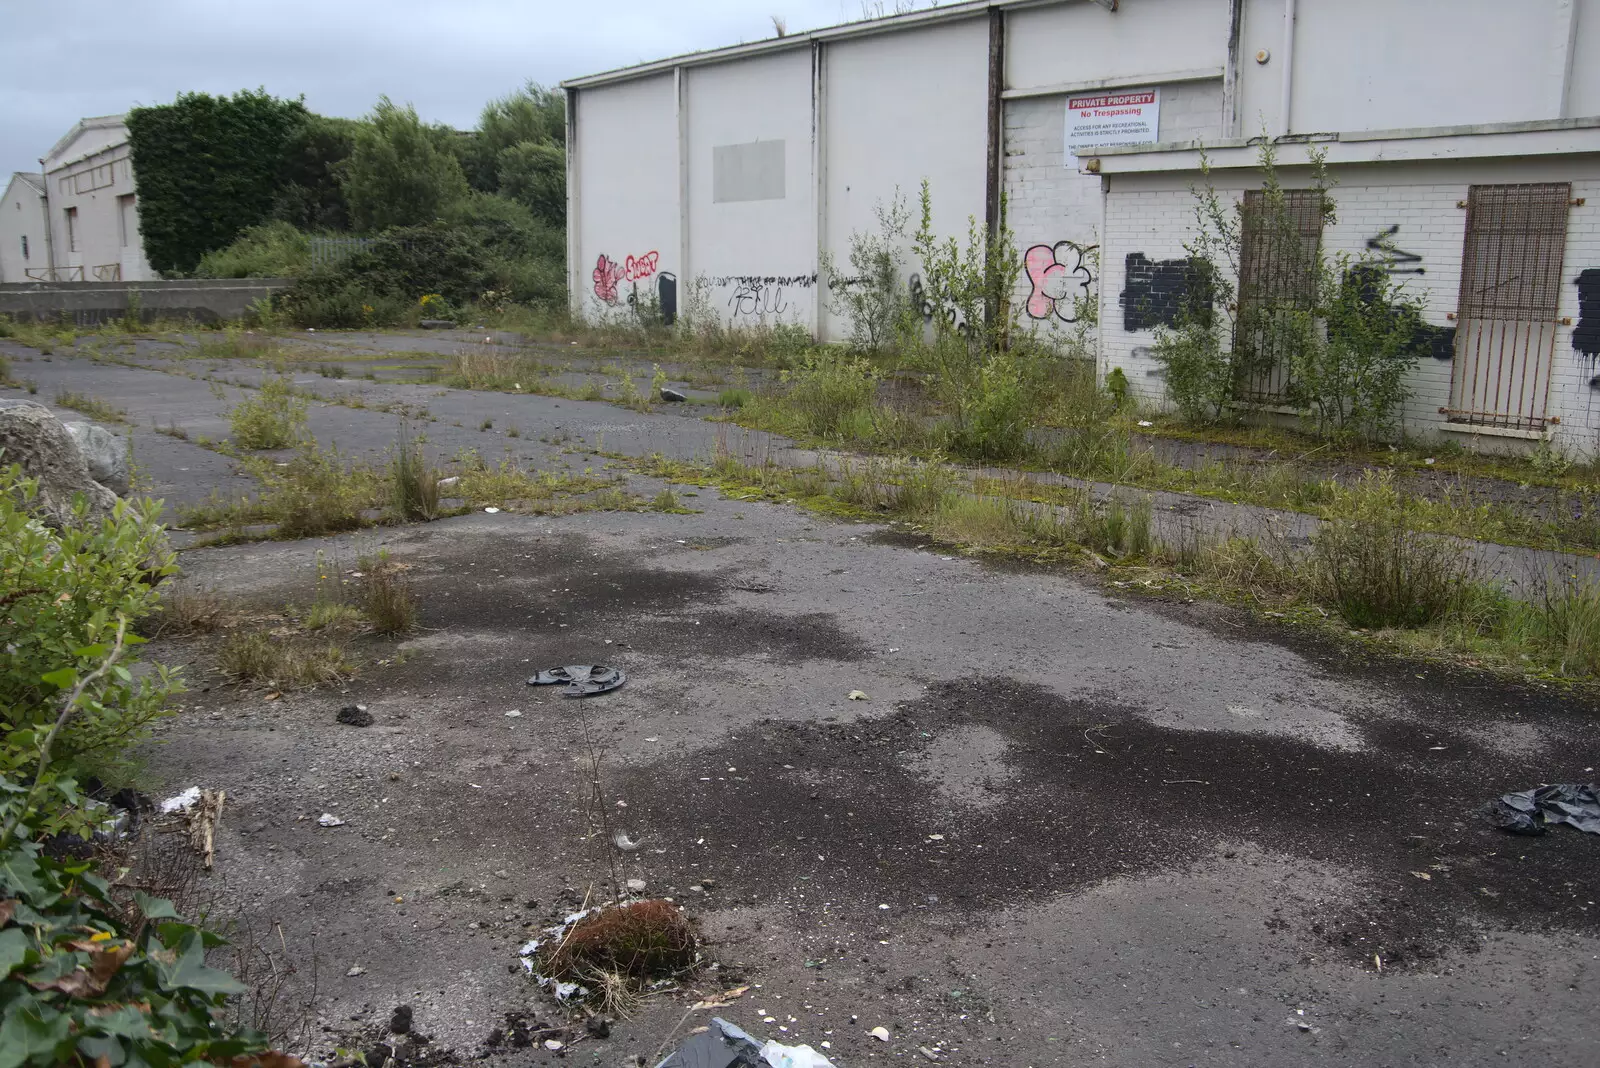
[4, 318, 1600, 1066]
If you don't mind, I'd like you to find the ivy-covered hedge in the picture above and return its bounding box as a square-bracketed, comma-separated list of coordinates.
[127, 91, 309, 276]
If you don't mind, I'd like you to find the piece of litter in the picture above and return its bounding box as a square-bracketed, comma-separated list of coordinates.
[527, 664, 626, 697]
[159, 786, 201, 815]
[484, 506, 500, 514]
[919, 1047, 943, 1062]
[468, 783, 482, 789]
[1424, 457, 1436, 465]
[613, 830, 640, 851]
[504, 709, 522, 718]
[927, 834, 944, 841]
[1137, 420, 1154, 427]
[877, 903, 890, 910]
[625, 878, 647, 893]
[848, 690, 868, 701]
[543, 1040, 563, 1051]
[346, 965, 365, 977]
[317, 813, 346, 827]
[1491, 782, 1600, 835]
[870, 1026, 891, 1042]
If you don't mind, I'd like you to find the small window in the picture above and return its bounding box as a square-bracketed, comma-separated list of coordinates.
[20, 235, 28, 261]
[65, 206, 79, 253]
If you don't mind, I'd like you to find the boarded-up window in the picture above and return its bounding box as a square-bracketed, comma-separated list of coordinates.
[712, 140, 785, 203]
[65, 207, 79, 253]
[1234, 188, 1326, 403]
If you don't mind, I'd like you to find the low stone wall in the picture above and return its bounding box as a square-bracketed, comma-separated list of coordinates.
[0, 279, 292, 325]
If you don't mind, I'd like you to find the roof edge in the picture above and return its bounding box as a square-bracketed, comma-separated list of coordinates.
[562, 0, 1053, 89]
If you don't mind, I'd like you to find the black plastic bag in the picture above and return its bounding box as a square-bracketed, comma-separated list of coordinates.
[1491, 783, 1600, 836]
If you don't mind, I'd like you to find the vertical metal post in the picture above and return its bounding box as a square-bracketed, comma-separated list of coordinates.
[564, 89, 580, 318]
[676, 66, 690, 311]
[39, 158, 55, 277]
[984, 6, 1006, 332]
[812, 39, 827, 340]
[1279, 0, 1297, 135]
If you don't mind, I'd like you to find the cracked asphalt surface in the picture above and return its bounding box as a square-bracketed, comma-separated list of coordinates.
[3, 335, 1599, 1066]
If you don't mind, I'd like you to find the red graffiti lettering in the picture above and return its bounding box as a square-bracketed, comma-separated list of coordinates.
[593, 254, 624, 304]
[625, 251, 660, 282]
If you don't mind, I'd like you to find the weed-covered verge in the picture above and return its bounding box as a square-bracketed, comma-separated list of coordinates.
[0, 464, 300, 1066]
[628, 448, 1600, 690]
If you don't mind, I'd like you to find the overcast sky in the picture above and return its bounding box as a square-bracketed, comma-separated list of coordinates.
[2, 0, 898, 177]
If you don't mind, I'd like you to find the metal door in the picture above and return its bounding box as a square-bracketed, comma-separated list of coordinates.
[1446, 183, 1571, 431]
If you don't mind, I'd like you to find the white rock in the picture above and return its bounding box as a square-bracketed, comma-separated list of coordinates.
[870, 1026, 891, 1042]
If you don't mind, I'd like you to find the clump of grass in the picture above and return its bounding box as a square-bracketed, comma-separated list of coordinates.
[1077, 493, 1154, 558]
[316, 363, 346, 379]
[480, 418, 493, 431]
[259, 441, 380, 537]
[194, 326, 283, 361]
[153, 584, 227, 636]
[579, 380, 607, 402]
[155, 420, 189, 440]
[228, 375, 307, 449]
[359, 550, 417, 636]
[1534, 576, 1600, 675]
[305, 601, 364, 631]
[1313, 473, 1475, 628]
[717, 387, 751, 409]
[218, 629, 351, 687]
[54, 389, 127, 423]
[652, 487, 681, 511]
[390, 424, 441, 522]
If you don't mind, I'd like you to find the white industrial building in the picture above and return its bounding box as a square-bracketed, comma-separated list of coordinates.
[0, 115, 155, 285]
[565, 0, 1600, 456]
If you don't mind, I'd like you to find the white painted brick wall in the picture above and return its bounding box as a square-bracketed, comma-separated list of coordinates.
[1100, 159, 1600, 458]
[1003, 81, 1223, 342]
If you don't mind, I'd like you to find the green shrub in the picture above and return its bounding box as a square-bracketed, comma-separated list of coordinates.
[260, 442, 379, 537]
[0, 784, 285, 1068]
[0, 465, 179, 785]
[195, 221, 311, 279]
[228, 376, 307, 449]
[342, 96, 471, 232]
[1313, 473, 1475, 628]
[773, 350, 878, 438]
[127, 90, 309, 274]
[947, 352, 1029, 462]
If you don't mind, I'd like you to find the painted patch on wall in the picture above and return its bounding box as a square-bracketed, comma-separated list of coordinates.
[712, 140, 786, 203]
[1572, 268, 1600, 359]
[1120, 253, 1201, 331]
[1023, 242, 1097, 323]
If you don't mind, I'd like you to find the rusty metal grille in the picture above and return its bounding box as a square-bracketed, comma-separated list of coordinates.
[1234, 189, 1325, 404]
[1445, 182, 1570, 431]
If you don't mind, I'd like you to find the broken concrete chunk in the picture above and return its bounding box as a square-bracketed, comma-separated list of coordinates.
[63, 421, 129, 494]
[659, 387, 688, 402]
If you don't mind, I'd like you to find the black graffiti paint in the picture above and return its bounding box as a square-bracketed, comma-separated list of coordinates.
[1572, 269, 1600, 359]
[1367, 224, 1425, 275]
[1339, 264, 1455, 361]
[711, 274, 818, 288]
[907, 273, 972, 338]
[658, 273, 677, 326]
[728, 279, 790, 318]
[1120, 253, 1207, 331]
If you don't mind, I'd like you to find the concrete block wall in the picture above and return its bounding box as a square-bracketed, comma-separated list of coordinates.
[1003, 80, 1222, 344]
[1099, 158, 1600, 458]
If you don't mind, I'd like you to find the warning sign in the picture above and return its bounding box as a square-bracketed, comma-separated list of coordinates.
[1064, 88, 1160, 164]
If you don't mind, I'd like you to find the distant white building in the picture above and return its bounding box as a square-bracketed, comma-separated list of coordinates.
[0, 115, 156, 284]
[0, 172, 47, 283]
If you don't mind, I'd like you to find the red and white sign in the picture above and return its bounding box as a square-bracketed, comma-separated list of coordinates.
[1064, 88, 1160, 163]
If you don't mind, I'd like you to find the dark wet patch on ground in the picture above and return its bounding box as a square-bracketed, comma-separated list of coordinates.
[617, 678, 1600, 971]
[623, 608, 872, 663]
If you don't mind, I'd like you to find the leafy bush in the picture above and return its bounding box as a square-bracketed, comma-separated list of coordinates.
[496, 141, 565, 227]
[946, 351, 1028, 462]
[1, 467, 179, 785]
[823, 191, 911, 354]
[228, 377, 307, 450]
[127, 90, 310, 274]
[270, 113, 358, 231]
[195, 222, 310, 279]
[341, 97, 471, 232]
[0, 784, 288, 1068]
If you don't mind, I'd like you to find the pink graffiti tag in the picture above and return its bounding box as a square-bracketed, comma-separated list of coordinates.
[594, 250, 661, 303]
[624, 251, 660, 282]
[593, 255, 625, 304]
[1024, 241, 1097, 323]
